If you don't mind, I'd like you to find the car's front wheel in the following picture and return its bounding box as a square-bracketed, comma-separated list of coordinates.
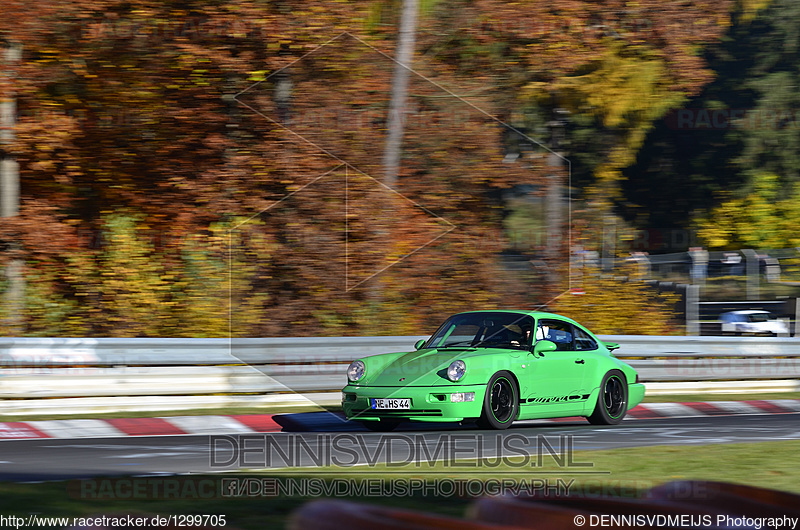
[477, 371, 519, 430]
[587, 370, 628, 425]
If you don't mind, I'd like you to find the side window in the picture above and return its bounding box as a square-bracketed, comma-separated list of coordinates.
[573, 326, 598, 351]
[536, 319, 574, 351]
[483, 317, 534, 350]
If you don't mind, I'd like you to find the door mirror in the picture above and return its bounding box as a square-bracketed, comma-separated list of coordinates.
[414, 339, 426, 350]
[533, 340, 557, 357]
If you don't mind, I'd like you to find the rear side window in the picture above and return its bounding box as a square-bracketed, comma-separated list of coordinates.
[536, 319, 574, 350]
[573, 326, 598, 351]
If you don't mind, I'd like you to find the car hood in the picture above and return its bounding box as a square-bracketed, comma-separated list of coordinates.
[363, 347, 522, 387]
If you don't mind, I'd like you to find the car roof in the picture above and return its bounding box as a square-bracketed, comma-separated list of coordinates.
[453, 310, 581, 324]
[721, 310, 771, 315]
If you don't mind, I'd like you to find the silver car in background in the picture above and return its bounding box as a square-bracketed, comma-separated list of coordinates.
[719, 310, 789, 336]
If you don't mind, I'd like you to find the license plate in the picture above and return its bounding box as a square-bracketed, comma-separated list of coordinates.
[370, 398, 410, 410]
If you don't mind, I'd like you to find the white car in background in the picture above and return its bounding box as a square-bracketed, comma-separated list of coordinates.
[719, 310, 789, 336]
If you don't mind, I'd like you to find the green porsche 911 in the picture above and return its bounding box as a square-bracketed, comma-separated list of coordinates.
[342, 310, 645, 430]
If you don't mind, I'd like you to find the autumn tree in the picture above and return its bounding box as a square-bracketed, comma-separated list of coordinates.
[1, 0, 737, 336]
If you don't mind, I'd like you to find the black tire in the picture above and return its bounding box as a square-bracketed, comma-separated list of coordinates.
[477, 371, 519, 430]
[587, 370, 628, 425]
[359, 420, 400, 432]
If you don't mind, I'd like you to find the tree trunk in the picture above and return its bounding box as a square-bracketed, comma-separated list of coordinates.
[361, 0, 419, 316]
[382, 0, 418, 189]
[1, 43, 23, 334]
[545, 151, 563, 290]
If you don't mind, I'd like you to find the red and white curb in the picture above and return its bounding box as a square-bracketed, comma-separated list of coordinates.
[0, 415, 282, 440]
[1, 400, 799, 440]
[626, 399, 800, 418]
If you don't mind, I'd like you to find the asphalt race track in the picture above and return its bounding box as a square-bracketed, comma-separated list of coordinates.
[1, 414, 798, 482]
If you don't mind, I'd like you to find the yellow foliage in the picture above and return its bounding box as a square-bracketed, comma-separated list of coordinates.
[7, 214, 270, 337]
[739, 0, 772, 22]
[550, 266, 681, 335]
[531, 43, 687, 194]
[697, 172, 800, 250]
[549, 43, 685, 130]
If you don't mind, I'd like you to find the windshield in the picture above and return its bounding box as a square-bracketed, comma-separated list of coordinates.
[747, 312, 775, 323]
[427, 312, 534, 350]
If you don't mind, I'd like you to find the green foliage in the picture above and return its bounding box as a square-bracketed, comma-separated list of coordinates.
[503, 196, 547, 252]
[738, 0, 800, 182]
[15, 262, 90, 337]
[626, 0, 800, 239]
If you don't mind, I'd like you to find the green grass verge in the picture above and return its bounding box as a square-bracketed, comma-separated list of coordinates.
[256, 440, 800, 494]
[1, 441, 798, 529]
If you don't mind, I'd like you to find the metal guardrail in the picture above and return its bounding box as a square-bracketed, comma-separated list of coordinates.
[0, 336, 430, 367]
[2, 335, 798, 364]
[601, 335, 800, 358]
[1, 336, 799, 412]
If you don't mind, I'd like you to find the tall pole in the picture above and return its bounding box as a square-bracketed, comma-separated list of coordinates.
[545, 114, 566, 289]
[545, 150, 563, 287]
[1, 43, 23, 334]
[363, 0, 418, 314]
[382, 0, 418, 189]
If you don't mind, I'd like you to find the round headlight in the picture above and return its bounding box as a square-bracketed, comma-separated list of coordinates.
[447, 360, 466, 382]
[347, 360, 366, 382]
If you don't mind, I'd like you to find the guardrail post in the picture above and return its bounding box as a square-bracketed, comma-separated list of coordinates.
[795, 298, 800, 338]
[688, 247, 708, 288]
[628, 252, 650, 280]
[742, 249, 759, 300]
[685, 284, 700, 336]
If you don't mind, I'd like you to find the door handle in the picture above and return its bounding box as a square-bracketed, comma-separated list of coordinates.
[575, 359, 585, 364]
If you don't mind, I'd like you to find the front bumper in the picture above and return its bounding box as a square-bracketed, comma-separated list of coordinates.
[342, 384, 486, 423]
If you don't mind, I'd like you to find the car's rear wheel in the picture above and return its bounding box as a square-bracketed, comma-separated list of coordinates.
[477, 371, 519, 430]
[359, 420, 400, 432]
[587, 370, 628, 425]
